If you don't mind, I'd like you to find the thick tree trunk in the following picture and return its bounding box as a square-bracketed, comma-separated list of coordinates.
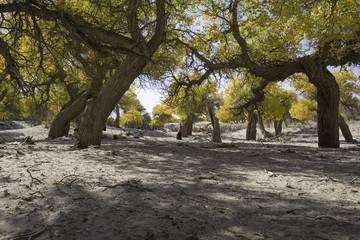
[75, 0, 166, 148]
[182, 114, 195, 138]
[206, 100, 221, 142]
[74, 113, 82, 130]
[305, 66, 340, 148]
[246, 113, 257, 141]
[115, 104, 120, 128]
[48, 92, 88, 139]
[48, 75, 103, 139]
[75, 54, 148, 148]
[274, 119, 283, 136]
[339, 115, 353, 142]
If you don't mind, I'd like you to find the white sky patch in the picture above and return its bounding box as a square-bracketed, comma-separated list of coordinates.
[137, 88, 163, 115]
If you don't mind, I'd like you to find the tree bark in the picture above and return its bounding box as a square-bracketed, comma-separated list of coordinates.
[75, 0, 166, 148]
[305, 65, 340, 148]
[75, 54, 148, 148]
[48, 73, 103, 139]
[246, 113, 257, 141]
[115, 104, 120, 128]
[206, 100, 221, 142]
[339, 115, 353, 142]
[48, 91, 88, 139]
[182, 114, 195, 137]
[274, 119, 283, 136]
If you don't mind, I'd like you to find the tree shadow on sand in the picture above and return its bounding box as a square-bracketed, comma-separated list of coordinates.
[1, 138, 360, 239]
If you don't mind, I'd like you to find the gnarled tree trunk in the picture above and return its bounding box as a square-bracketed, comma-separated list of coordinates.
[339, 115, 353, 142]
[75, 0, 166, 148]
[305, 65, 340, 148]
[182, 114, 195, 138]
[246, 113, 257, 141]
[75, 54, 148, 148]
[206, 100, 221, 142]
[48, 91, 88, 139]
[48, 75, 103, 139]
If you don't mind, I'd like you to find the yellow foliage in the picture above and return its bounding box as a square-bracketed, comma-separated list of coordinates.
[164, 79, 219, 119]
[289, 99, 317, 122]
[120, 110, 143, 125]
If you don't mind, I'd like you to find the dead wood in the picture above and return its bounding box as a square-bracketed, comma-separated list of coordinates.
[22, 136, 35, 145]
[13, 224, 47, 240]
[27, 163, 43, 186]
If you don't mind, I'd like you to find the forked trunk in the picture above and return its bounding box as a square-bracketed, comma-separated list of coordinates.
[206, 100, 221, 142]
[48, 92, 88, 139]
[75, 54, 148, 148]
[73, 0, 166, 148]
[339, 115, 353, 142]
[305, 66, 339, 148]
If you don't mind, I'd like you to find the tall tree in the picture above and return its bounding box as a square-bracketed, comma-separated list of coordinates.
[173, 0, 360, 148]
[290, 68, 360, 142]
[0, 0, 197, 148]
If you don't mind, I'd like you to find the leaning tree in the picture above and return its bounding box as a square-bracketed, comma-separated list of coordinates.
[0, 0, 199, 148]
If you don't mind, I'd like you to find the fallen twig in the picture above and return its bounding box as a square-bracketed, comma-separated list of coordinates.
[22, 136, 35, 145]
[59, 174, 78, 187]
[100, 179, 143, 192]
[100, 183, 129, 192]
[349, 177, 358, 184]
[29, 190, 45, 198]
[319, 174, 340, 182]
[27, 163, 43, 186]
[13, 224, 47, 240]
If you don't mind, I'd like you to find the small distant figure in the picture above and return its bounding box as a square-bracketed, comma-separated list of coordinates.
[176, 125, 182, 140]
[103, 126, 106, 131]
[134, 129, 140, 138]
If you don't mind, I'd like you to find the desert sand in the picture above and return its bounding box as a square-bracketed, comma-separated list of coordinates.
[0, 120, 360, 240]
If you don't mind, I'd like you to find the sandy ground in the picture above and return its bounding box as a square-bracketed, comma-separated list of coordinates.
[0, 120, 360, 240]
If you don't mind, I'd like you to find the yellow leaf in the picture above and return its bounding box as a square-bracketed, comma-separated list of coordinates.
[53, 230, 60, 236]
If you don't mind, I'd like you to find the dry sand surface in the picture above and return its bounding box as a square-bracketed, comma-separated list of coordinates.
[0, 120, 360, 240]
